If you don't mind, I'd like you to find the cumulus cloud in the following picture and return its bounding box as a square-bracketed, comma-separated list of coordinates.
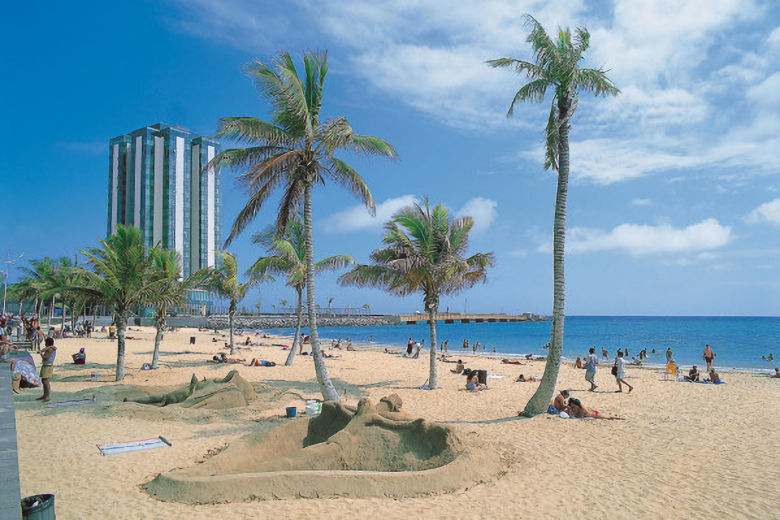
[631, 198, 652, 206]
[746, 198, 780, 226]
[322, 194, 416, 233]
[537, 218, 733, 255]
[456, 197, 498, 233]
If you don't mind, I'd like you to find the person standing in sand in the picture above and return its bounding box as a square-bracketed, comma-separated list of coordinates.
[584, 347, 598, 391]
[613, 351, 633, 393]
[37, 337, 56, 402]
[703, 344, 716, 370]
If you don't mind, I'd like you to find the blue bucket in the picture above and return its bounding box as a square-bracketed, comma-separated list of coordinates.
[285, 406, 297, 418]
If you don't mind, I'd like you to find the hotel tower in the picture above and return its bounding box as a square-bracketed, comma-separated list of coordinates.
[107, 123, 222, 309]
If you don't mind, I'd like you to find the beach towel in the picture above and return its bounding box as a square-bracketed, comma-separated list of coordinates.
[46, 396, 96, 408]
[11, 354, 41, 387]
[487, 374, 507, 379]
[97, 436, 171, 456]
[678, 378, 725, 385]
[547, 404, 560, 415]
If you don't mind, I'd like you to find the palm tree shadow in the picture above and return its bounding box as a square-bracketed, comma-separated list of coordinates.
[443, 415, 529, 425]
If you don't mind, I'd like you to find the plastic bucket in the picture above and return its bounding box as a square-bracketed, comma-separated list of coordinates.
[21, 493, 55, 520]
[285, 406, 297, 418]
[305, 400, 320, 415]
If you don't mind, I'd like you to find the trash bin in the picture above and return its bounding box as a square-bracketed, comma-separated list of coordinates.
[189, 336, 196, 345]
[285, 406, 297, 418]
[21, 494, 55, 520]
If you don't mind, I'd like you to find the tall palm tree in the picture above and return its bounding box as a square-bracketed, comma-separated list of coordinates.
[70, 225, 162, 381]
[488, 16, 619, 415]
[148, 248, 208, 369]
[339, 199, 494, 389]
[202, 251, 256, 355]
[210, 50, 397, 401]
[250, 216, 354, 366]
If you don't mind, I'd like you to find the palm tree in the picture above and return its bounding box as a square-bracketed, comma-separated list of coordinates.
[488, 16, 619, 415]
[339, 199, 494, 389]
[210, 50, 397, 401]
[202, 251, 257, 355]
[71, 226, 162, 381]
[250, 216, 354, 366]
[18, 257, 57, 328]
[148, 248, 206, 369]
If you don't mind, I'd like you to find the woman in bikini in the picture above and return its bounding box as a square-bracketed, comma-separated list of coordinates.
[566, 398, 623, 420]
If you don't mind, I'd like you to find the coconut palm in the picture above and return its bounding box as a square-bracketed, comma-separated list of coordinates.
[202, 251, 257, 355]
[210, 50, 397, 401]
[488, 16, 619, 415]
[147, 248, 208, 369]
[250, 216, 354, 366]
[339, 199, 494, 389]
[70, 225, 162, 381]
[18, 257, 57, 327]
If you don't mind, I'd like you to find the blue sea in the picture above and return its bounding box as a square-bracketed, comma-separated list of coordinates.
[266, 316, 780, 371]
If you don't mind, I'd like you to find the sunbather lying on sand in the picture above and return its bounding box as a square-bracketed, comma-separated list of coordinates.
[552, 390, 569, 412]
[566, 398, 623, 420]
[247, 358, 276, 367]
[515, 374, 540, 382]
[209, 353, 245, 364]
[501, 358, 525, 365]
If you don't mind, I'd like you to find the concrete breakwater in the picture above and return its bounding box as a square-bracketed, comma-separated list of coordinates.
[206, 314, 401, 330]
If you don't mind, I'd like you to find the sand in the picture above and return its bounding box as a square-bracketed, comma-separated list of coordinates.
[12, 326, 780, 519]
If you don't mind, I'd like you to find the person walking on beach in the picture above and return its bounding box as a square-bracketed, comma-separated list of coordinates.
[585, 347, 598, 391]
[601, 347, 608, 360]
[665, 347, 674, 364]
[613, 351, 633, 393]
[703, 344, 716, 370]
[37, 337, 56, 402]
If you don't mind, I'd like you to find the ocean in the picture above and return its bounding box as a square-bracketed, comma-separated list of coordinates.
[265, 316, 780, 371]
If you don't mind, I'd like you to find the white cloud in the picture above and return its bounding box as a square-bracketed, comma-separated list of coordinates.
[537, 218, 733, 255]
[167, 0, 780, 183]
[322, 194, 416, 233]
[746, 198, 780, 226]
[456, 197, 498, 233]
[631, 198, 652, 206]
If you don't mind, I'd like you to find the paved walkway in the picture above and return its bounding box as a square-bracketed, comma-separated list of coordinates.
[0, 365, 21, 519]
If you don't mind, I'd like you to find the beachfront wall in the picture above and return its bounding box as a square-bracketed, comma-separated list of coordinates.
[107, 123, 222, 285]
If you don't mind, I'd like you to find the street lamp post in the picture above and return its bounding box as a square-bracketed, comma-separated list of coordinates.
[2, 249, 24, 317]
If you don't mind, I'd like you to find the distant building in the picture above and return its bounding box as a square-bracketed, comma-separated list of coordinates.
[107, 123, 221, 313]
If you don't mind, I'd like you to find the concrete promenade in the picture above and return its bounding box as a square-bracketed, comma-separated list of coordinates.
[0, 365, 21, 519]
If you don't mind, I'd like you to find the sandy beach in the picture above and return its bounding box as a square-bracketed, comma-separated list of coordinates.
[12, 327, 780, 519]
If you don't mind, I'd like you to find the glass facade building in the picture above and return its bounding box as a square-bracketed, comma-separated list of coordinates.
[107, 123, 222, 312]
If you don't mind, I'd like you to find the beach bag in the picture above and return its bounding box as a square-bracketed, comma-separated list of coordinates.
[611, 364, 617, 376]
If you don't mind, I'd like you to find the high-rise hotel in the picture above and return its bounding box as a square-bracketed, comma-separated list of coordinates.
[107, 123, 222, 282]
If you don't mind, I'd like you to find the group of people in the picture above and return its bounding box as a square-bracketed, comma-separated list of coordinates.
[551, 390, 623, 419]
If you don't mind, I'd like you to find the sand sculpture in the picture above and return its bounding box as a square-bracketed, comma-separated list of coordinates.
[144, 394, 503, 502]
[124, 370, 256, 409]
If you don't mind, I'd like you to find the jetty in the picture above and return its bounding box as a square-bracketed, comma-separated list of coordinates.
[395, 312, 548, 324]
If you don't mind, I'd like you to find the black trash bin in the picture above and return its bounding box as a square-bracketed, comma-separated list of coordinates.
[190, 336, 196, 345]
[21, 494, 55, 519]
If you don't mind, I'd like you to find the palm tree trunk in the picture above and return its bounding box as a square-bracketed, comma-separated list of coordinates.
[115, 309, 127, 381]
[18, 300, 23, 317]
[152, 308, 165, 369]
[427, 305, 438, 389]
[523, 99, 570, 416]
[303, 182, 340, 401]
[228, 300, 236, 355]
[60, 300, 65, 333]
[47, 295, 54, 329]
[285, 287, 303, 366]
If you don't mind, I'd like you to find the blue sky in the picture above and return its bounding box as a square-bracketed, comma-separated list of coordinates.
[2, 0, 779, 316]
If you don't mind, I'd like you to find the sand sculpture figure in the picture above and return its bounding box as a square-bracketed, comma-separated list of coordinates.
[144, 394, 503, 502]
[124, 370, 256, 409]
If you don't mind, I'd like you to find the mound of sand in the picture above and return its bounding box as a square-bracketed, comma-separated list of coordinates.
[124, 370, 257, 410]
[144, 394, 504, 503]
